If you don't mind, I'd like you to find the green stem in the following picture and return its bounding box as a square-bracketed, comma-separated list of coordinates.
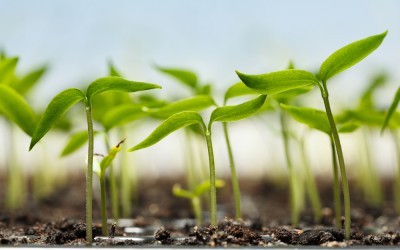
[85, 102, 94, 245]
[321, 86, 351, 240]
[280, 110, 300, 227]
[119, 128, 133, 217]
[104, 135, 119, 222]
[192, 196, 202, 226]
[300, 136, 322, 223]
[205, 129, 217, 226]
[100, 171, 109, 236]
[6, 123, 25, 211]
[361, 129, 382, 206]
[223, 122, 241, 220]
[330, 136, 341, 228]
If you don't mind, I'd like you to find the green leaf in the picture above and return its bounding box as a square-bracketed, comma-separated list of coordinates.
[224, 82, 258, 104]
[102, 103, 148, 131]
[197, 83, 212, 95]
[236, 69, 318, 96]
[0, 85, 37, 136]
[100, 140, 125, 171]
[60, 130, 99, 157]
[338, 121, 360, 133]
[30, 88, 85, 150]
[382, 87, 400, 133]
[193, 179, 225, 196]
[128, 111, 205, 152]
[280, 103, 331, 134]
[359, 73, 387, 109]
[0, 57, 18, 85]
[12, 66, 47, 95]
[108, 61, 122, 77]
[319, 31, 387, 82]
[148, 95, 216, 119]
[210, 95, 266, 125]
[86, 76, 161, 102]
[157, 66, 198, 89]
[172, 184, 195, 199]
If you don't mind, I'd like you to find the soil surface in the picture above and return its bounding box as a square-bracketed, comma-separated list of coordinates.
[0, 174, 399, 247]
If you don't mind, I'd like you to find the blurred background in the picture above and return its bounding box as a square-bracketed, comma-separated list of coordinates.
[0, 0, 399, 180]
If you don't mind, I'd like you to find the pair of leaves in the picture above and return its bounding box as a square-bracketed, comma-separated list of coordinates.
[128, 95, 266, 152]
[173, 180, 225, 199]
[237, 31, 388, 95]
[29, 76, 161, 150]
[93, 139, 125, 176]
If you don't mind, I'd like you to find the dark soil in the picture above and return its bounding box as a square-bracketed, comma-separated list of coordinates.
[1, 174, 399, 247]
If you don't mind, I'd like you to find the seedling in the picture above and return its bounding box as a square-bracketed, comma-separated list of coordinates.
[93, 139, 126, 236]
[29, 76, 161, 245]
[280, 104, 359, 228]
[128, 95, 266, 226]
[0, 54, 47, 210]
[172, 179, 225, 225]
[237, 31, 387, 239]
[381, 86, 400, 212]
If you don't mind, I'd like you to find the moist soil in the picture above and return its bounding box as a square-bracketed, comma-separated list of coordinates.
[0, 174, 399, 247]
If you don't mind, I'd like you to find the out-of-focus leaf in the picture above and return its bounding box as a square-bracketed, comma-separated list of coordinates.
[102, 103, 148, 131]
[148, 95, 216, 119]
[12, 66, 47, 95]
[0, 85, 37, 136]
[280, 104, 331, 134]
[157, 66, 198, 89]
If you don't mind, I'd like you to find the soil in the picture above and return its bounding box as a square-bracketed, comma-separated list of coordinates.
[0, 174, 399, 247]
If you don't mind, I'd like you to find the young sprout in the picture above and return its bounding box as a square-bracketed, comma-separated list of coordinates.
[93, 139, 126, 236]
[29, 76, 161, 245]
[381, 86, 400, 212]
[237, 31, 387, 239]
[0, 55, 47, 210]
[128, 95, 266, 226]
[280, 104, 359, 228]
[172, 179, 225, 225]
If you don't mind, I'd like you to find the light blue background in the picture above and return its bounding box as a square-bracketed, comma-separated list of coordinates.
[0, 0, 399, 107]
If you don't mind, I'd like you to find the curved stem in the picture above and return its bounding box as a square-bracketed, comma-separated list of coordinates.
[100, 171, 109, 236]
[85, 102, 94, 245]
[280, 110, 300, 227]
[330, 136, 341, 228]
[223, 122, 241, 220]
[321, 87, 351, 240]
[205, 129, 217, 226]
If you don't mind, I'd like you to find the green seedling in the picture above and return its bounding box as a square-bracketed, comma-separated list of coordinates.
[224, 77, 314, 224]
[381, 86, 400, 212]
[128, 95, 266, 226]
[156, 66, 211, 96]
[237, 31, 387, 239]
[0, 54, 47, 210]
[29, 76, 161, 245]
[173, 179, 225, 225]
[93, 139, 125, 236]
[338, 73, 388, 207]
[280, 104, 359, 228]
